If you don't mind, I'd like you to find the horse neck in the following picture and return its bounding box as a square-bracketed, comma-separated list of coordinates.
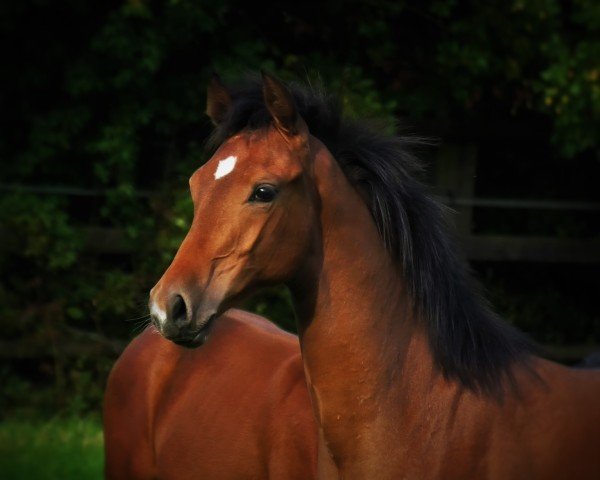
[290, 141, 441, 471]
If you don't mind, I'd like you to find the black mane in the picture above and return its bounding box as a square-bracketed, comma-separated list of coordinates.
[209, 75, 532, 395]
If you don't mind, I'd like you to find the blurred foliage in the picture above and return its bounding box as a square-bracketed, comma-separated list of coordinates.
[0, 0, 598, 417]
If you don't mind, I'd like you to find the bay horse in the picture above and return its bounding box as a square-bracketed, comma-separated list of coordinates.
[114, 72, 600, 479]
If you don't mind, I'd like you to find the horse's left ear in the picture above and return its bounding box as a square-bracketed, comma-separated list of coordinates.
[262, 72, 306, 137]
[206, 73, 232, 126]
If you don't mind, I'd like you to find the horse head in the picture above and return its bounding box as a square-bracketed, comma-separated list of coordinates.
[149, 73, 321, 346]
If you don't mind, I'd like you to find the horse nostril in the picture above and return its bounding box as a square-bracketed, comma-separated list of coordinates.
[170, 294, 188, 327]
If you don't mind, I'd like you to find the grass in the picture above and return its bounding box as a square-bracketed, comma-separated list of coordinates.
[0, 417, 103, 480]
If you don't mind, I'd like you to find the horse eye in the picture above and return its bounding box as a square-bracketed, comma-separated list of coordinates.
[249, 184, 278, 203]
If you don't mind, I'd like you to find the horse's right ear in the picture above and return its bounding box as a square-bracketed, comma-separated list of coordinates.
[262, 71, 305, 137]
[206, 74, 232, 126]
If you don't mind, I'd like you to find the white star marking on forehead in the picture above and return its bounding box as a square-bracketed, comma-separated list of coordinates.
[214, 155, 237, 180]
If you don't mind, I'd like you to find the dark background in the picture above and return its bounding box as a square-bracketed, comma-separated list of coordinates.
[1, 0, 598, 425]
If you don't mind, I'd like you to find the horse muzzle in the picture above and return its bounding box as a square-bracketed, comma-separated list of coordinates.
[149, 288, 219, 348]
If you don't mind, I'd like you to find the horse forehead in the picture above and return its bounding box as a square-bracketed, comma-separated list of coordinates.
[192, 139, 250, 184]
[191, 131, 303, 190]
[207, 133, 278, 169]
[221, 131, 296, 167]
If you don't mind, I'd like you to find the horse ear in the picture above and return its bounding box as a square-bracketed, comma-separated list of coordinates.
[206, 73, 232, 126]
[262, 72, 304, 136]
